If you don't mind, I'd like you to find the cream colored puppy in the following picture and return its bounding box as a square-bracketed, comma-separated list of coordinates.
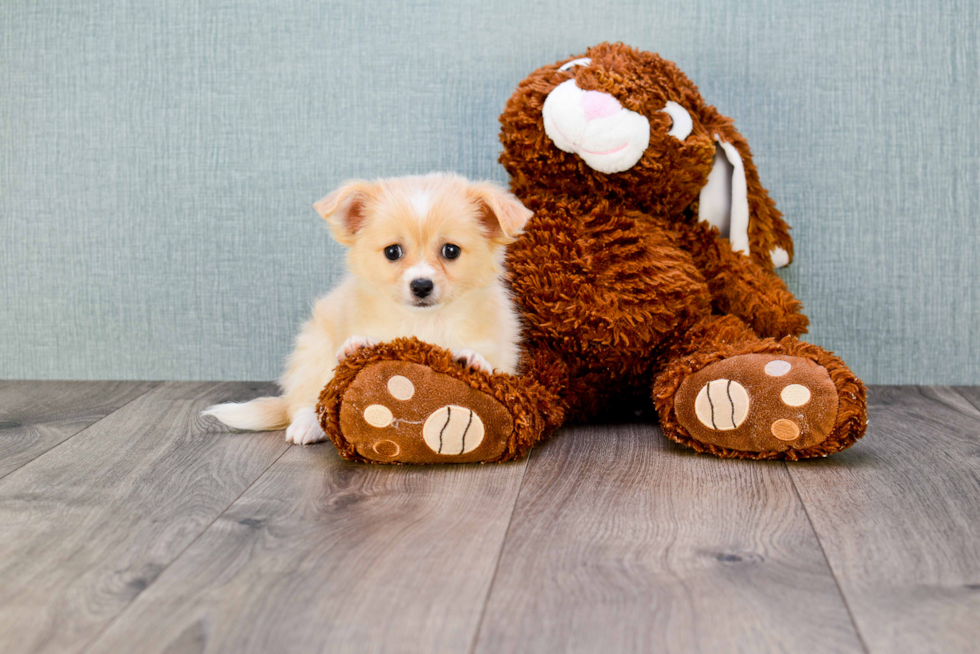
[203, 173, 532, 444]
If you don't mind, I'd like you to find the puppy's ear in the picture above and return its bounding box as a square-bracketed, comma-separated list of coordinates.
[313, 180, 374, 245]
[467, 182, 534, 243]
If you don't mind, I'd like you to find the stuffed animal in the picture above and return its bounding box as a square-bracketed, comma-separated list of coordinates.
[317, 42, 867, 463]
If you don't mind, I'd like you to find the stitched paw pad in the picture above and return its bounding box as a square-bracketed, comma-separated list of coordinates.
[674, 354, 839, 453]
[335, 362, 512, 463]
[422, 405, 485, 455]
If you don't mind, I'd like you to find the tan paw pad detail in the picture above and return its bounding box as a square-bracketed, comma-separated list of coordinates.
[373, 439, 401, 457]
[694, 379, 749, 430]
[764, 360, 792, 377]
[363, 404, 393, 428]
[780, 384, 811, 407]
[422, 405, 485, 455]
[386, 375, 415, 400]
[771, 419, 801, 441]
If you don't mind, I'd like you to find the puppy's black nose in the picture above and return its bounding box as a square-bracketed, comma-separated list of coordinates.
[410, 278, 434, 298]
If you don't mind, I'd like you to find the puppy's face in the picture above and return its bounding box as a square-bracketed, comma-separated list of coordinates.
[314, 174, 532, 310]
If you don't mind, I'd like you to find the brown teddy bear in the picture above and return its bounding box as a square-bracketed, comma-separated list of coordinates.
[317, 42, 867, 463]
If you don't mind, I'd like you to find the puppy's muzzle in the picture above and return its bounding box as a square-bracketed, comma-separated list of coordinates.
[410, 278, 434, 299]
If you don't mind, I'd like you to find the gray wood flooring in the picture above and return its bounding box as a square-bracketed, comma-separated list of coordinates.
[0, 382, 977, 654]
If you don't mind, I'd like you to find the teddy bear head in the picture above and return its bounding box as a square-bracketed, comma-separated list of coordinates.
[500, 43, 721, 212]
[499, 42, 794, 268]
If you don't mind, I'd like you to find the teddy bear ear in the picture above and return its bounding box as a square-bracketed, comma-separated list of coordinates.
[313, 180, 375, 246]
[694, 106, 795, 269]
[467, 182, 534, 242]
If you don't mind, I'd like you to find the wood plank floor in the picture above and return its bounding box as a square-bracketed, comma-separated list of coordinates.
[0, 383, 977, 654]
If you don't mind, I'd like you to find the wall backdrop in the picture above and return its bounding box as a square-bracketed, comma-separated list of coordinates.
[2, 0, 977, 384]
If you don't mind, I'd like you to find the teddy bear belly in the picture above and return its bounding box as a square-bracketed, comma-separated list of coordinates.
[508, 202, 713, 351]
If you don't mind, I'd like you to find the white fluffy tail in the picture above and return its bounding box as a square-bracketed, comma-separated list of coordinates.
[202, 396, 289, 431]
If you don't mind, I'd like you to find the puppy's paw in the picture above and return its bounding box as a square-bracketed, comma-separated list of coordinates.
[336, 335, 380, 363]
[285, 407, 327, 445]
[451, 349, 493, 373]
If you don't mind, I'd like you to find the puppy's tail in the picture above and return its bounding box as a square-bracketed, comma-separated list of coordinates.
[202, 396, 290, 431]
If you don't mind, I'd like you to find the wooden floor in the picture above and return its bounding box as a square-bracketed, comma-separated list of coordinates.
[0, 383, 978, 654]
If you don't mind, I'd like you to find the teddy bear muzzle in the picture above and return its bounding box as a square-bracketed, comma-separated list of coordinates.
[542, 79, 651, 174]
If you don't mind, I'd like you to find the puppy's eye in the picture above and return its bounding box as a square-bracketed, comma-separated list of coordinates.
[384, 244, 402, 261]
[660, 101, 693, 140]
[441, 243, 461, 260]
[558, 57, 591, 73]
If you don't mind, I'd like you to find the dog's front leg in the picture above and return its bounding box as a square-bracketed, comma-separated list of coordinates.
[285, 407, 327, 445]
[336, 335, 380, 362]
[283, 335, 380, 445]
[450, 348, 494, 373]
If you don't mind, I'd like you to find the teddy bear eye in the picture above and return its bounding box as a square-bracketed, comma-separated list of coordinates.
[558, 57, 591, 73]
[660, 101, 693, 140]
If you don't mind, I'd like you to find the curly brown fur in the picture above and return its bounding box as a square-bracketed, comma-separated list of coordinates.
[676, 220, 809, 339]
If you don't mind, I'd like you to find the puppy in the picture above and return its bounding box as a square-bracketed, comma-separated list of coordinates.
[203, 173, 532, 444]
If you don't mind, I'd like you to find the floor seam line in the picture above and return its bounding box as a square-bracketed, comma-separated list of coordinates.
[466, 451, 533, 654]
[0, 381, 162, 484]
[786, 462, 871, 654]
[77, 440, 293, 654]
[948, 385, 980, 417]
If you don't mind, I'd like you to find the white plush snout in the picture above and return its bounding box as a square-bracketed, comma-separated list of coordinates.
[542, 80, 650, 174]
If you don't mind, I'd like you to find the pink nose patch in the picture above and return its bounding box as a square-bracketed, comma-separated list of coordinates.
[581, 91, 621, 121]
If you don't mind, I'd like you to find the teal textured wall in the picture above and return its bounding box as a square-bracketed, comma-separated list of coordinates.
[1, 0, 977, 383]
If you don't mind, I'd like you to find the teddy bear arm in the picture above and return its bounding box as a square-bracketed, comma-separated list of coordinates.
[509, 210, 712, 352]
[681, 221, 809, 339]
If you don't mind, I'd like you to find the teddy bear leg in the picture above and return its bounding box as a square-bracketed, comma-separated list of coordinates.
[316, 338, 561, 464]
[653, 316, 867, 460]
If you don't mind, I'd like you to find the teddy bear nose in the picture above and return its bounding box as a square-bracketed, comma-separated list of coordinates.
[581, 90, 621, 121]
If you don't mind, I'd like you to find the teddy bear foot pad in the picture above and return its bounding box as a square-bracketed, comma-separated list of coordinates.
[674, 354, 839, 453]
[337, 361, 514, 463]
